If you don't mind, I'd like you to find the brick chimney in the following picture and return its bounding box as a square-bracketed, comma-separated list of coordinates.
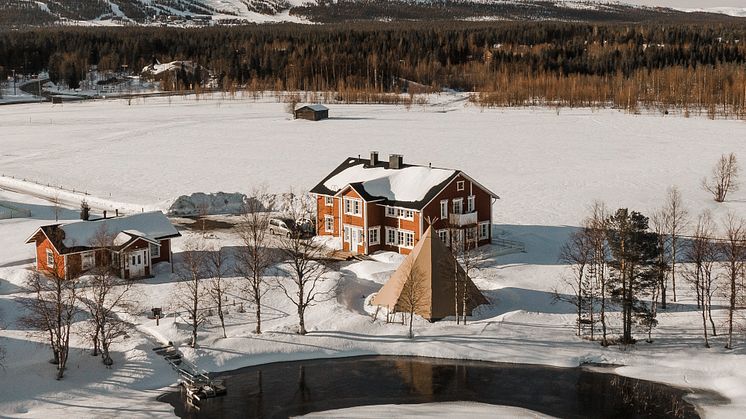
[370, 151, 379, 166]
[389, 154, 403, 169]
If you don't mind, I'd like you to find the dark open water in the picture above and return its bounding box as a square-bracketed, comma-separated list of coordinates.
[158, 355, 726, 419]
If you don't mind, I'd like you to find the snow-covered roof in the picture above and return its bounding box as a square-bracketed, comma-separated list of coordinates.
[59, 211, 178, 248]
[299, 104, 328, 112]
[28, 211, 180, 253]
[325, 163, 455, 203]
[311, 157, 472, 209]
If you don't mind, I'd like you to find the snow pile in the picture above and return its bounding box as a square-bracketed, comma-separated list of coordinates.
[168, 192, 257, 216]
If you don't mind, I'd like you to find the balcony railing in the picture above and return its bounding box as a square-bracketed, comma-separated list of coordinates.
[449, 211, 478, 226]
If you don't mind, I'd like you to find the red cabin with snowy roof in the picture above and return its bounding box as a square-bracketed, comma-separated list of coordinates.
[310, 152, 499, 255]
[25, 211, 180, 279]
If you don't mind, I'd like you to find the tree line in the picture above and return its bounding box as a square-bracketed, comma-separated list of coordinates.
[1, 22, 746, 116]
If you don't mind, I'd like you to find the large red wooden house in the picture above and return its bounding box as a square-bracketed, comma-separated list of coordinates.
[26, 211, 180, 280]
[311, 152, 499, 255]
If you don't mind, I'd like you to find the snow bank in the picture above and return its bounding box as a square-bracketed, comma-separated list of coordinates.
[167, 192, 255, 216]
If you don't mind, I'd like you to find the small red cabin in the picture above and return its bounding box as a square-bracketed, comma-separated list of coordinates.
[311, 152, 499, 255]
[25, 211, 180, 280]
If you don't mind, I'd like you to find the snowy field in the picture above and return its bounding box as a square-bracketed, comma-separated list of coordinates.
[1, 94, 746, 418]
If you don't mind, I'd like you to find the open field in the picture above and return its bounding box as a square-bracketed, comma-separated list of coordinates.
[1, 94, 745, 418]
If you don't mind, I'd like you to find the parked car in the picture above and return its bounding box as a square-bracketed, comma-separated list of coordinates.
[268, 218, 299, 237]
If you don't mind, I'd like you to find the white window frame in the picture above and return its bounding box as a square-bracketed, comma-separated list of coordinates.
[46, 249, 55, 266]
[452, 198, 463, 215]
[324, 196, 333, 206]
[385, 206, 397, 218]
[385, 227, 415, 249]
[385, 227, 397, 245]
[343, 225, 351, 243]
[457, 180, 465, 191]
[440, 199, 448, 219]
[344, 197, 362, 216]
[150, 243, 160, 259]
[369, 226, 380, 245]
[436, 229, 450, 246]
[479, 222, 490, 240]
[403, 231, 414, 248]
[467, 195, 475, 213]
[81, 251, 95, 270]
[397, 208, 414, 221]
[325, 215, 334, 232]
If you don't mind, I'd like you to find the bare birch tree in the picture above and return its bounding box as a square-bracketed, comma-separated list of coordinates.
[586, 201, 610, 345]
[555, 227, 593, 338]
[663, 186, 688, 305]
[174, 240, 208, 347]
[206, 246, 230, 339]
[397, 261, 428, 339]
[722, 213, 746, 350]
[447, 226, 485, 325]
[236, 190, 275, 334]
[685, 211, 718, 348]
[276, 190, 331, 335]
[703, 153, 739, 203]
[22, 267, 80, 379]
[79, 225, 133, 366]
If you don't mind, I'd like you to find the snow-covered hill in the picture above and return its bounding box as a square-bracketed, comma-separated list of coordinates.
[1, 0, 743, 27]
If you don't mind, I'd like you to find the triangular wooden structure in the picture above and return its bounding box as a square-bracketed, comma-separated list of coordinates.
[371, 226, 488, 321]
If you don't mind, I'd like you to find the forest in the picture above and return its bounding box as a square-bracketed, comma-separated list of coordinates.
[1, 22, 746, 117]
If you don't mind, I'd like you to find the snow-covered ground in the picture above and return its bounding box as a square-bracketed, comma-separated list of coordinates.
[1, 94, 745, 418]
[300, 402, 553, 418]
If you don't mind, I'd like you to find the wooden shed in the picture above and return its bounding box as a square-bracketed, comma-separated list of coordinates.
[294, 104, 329, 121]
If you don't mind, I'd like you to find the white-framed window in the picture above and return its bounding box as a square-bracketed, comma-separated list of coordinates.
[437, 229, 450, 246]
[385, 227, 397, 245]
[440, 199, 448, 219]
[81, 251, 94, 270]
[467, 195, 475, 213]
[344, 225, 351, 243]
[344, 197, 362, 216]
[324, 196, 333, 206]
[150, 243, 160, 259]
[369, 226, 380, 245]
[385, 206, 397, 217]
[479, 222, 490, 240]
[403, 231, 415, 248]
[325, 215, 334, 232]
[457, 180, 465, 191]
[397, 208, 414, 220]
[386, 228, 415, 248]
[452, 198, 463, 215]
[46, 249, 54, 266]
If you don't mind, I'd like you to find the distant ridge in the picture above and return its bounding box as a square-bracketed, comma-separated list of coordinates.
[1, 0, 744, 27]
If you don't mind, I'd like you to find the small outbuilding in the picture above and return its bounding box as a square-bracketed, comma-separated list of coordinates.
[294, 104, 329, 121]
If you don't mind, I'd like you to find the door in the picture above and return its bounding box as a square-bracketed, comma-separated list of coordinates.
[128, 250, 146, 278]
[351, 228, 362, 253]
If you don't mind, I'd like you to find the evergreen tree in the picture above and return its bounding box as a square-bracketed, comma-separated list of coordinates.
[606, 208, 660, 344]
